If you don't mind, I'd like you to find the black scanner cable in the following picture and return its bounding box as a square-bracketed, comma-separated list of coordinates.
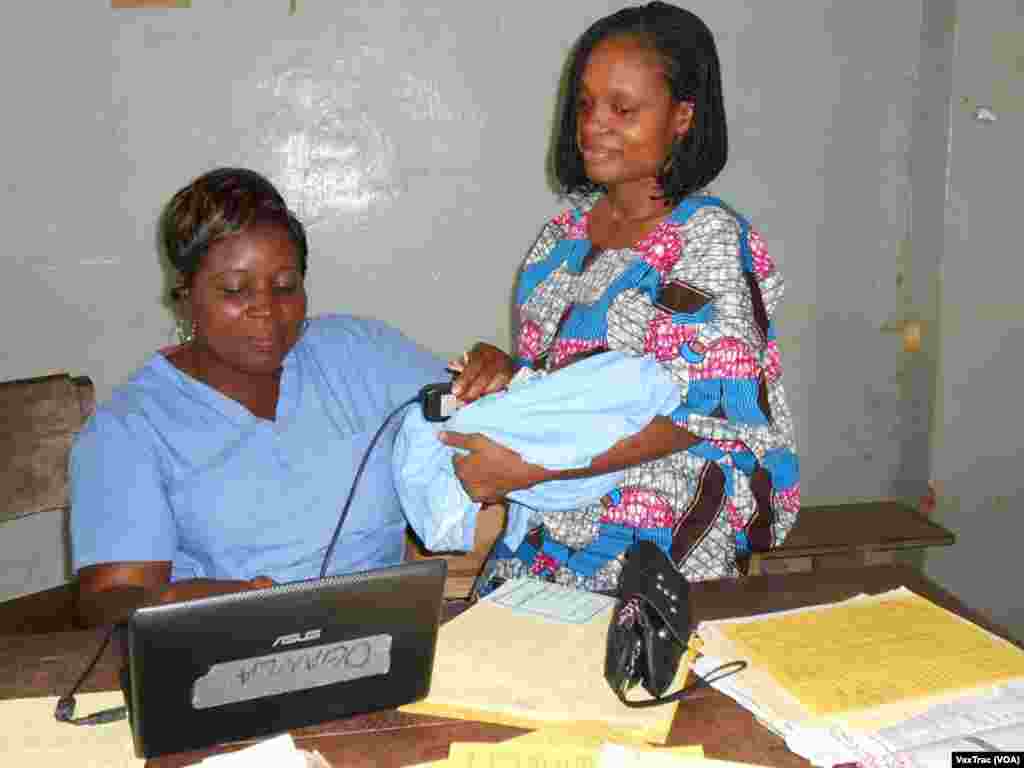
[319, 392, 419, 578]
[53, 624, 126, 725]
[55, 384, 445, 726]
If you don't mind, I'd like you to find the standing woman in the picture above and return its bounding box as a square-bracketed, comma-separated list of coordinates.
[446, 2, 800, 594]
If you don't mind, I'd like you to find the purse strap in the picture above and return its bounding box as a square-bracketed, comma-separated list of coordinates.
[613, 632, 747, 709]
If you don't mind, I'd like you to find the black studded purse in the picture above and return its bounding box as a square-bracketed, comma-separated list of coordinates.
[604, 541, 694, 707]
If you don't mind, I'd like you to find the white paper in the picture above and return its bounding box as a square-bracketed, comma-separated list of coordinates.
[695, 655, 1024, 768]
[874, 680, 1024, 752]
[481, 577, 616, 624]
[190, 734, 309, 768]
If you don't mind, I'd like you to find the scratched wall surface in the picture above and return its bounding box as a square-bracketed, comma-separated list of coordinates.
[1, 1, 933, 598]
[924, 0, 1024, 643]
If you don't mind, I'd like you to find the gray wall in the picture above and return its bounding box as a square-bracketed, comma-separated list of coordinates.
[3, 1, 1016, 640]
[923, 0, 1023, 641]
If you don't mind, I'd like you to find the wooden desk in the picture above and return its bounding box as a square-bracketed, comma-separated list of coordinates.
[0, 581, 80, 634]
[2, 565, 1014, 767]
[749, 501, 955, 575]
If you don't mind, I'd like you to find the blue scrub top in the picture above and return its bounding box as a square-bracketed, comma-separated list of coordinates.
[70, 314, 446, 583]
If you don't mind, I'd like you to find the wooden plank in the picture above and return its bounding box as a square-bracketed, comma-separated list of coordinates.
[753, 556, 813, 576]
[749, 500, 954, 575]
[0, 583, 79, 635]
[409, 501, 954, 584]
[759, 500, 954, 560]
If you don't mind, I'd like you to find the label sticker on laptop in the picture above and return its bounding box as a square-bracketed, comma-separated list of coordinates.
[190, 633, 392, 710]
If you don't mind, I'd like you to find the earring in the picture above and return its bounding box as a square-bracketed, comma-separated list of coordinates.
[662, 135, 684, 175]
[176, 318, 196, 345]
[172, 282, 194, 343]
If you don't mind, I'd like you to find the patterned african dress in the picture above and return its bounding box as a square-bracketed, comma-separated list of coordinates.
[476, 193, 801, 596]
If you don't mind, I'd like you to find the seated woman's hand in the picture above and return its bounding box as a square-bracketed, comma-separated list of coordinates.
[450, 342, 515, 403]
[76, 564, 275, 626]
[440, 430, 549, 503]
[158, 576, 275, 605]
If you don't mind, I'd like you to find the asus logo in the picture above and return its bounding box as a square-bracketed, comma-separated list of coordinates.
[272, 629, 322, 647]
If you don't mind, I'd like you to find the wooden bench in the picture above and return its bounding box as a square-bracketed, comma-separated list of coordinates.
[409, 500, 955, 596]
[0, 502, 954, 633]
[749, 500, 955, 575]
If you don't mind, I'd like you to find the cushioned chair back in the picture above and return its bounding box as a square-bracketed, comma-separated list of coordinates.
[0, 373, 95, 525]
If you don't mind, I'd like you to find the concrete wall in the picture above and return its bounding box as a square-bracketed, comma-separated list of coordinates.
[923, 0, 1024, 643]
[1, 1, 937, 601]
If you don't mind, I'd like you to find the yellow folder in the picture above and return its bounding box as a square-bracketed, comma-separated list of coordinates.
[401, 597, 686, 743]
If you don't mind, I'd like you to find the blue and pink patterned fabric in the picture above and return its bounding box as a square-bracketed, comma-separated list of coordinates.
[478, 195, 801, 596]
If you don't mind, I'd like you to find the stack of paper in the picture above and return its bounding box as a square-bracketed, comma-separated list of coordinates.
[401, 579, 688, 744]
[694, 588, 1024, 767]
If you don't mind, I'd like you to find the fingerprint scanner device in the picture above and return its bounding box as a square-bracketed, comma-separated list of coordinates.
[420, 382, 457, 422]
[121, 558, 447, 758]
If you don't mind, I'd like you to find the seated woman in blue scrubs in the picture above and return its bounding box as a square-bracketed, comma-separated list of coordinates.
[71, 167, 507, 627]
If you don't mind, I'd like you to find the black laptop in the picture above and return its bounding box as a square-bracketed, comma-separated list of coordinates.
[121, 558, 447, 758]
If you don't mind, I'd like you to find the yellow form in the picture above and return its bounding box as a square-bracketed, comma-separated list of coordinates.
[716, 588, 1024, 718]
[401, 579, 688, 744]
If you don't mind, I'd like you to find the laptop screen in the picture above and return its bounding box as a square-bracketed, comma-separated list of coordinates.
[123, 558, 447, 758]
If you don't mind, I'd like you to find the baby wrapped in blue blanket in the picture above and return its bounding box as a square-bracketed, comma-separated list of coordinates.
[393, 350, 681, 555]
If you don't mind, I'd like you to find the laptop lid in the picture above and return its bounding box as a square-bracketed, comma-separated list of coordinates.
[123, 558, 447, 758]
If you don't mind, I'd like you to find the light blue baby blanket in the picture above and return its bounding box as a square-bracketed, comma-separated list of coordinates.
[393, 351, 681, 554]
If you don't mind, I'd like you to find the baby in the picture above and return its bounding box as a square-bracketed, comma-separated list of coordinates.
[393, 350, 681, 555]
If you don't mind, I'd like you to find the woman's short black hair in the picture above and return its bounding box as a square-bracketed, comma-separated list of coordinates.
[160, 167, 308, 294]
[552, 2, 728, 204]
